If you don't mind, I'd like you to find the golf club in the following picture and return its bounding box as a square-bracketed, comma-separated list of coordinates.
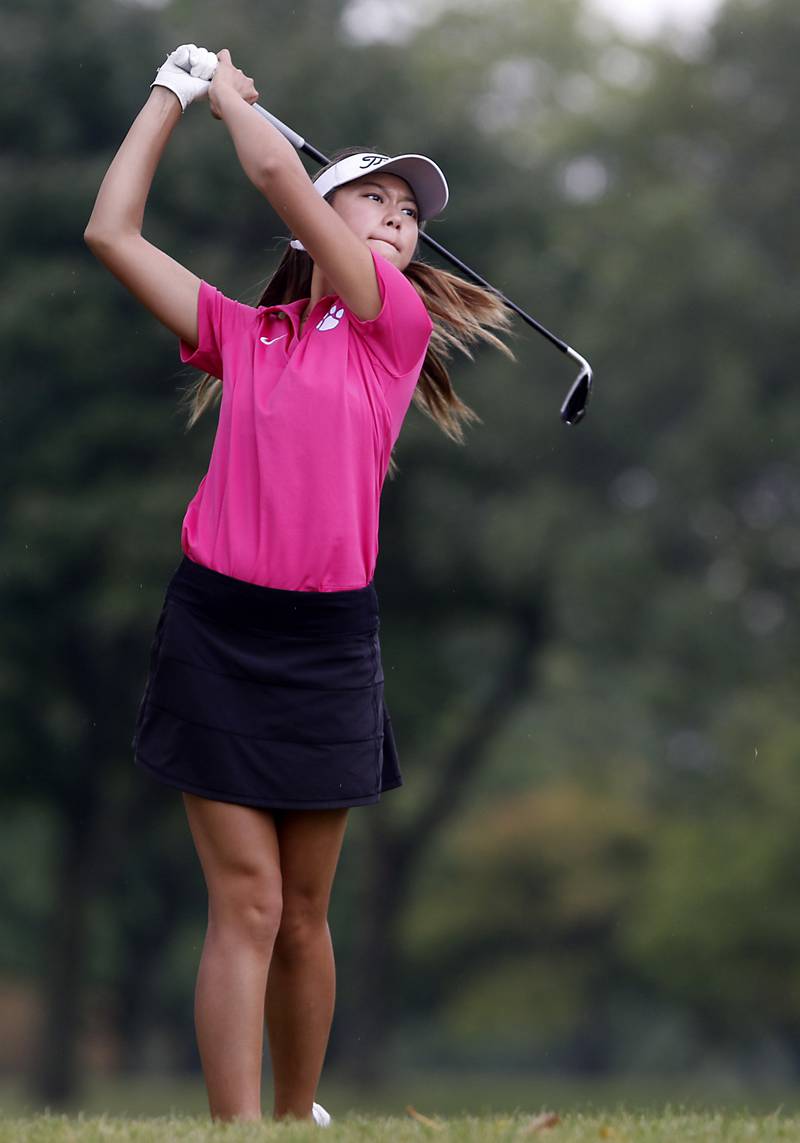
[180, 58, 594, 424]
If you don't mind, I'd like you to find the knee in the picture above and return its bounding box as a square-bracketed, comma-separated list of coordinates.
[274, 897, 329, 957]
[210, 878, 283, 949]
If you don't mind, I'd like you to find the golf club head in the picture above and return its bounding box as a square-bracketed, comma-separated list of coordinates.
[560, 350, 593, 425]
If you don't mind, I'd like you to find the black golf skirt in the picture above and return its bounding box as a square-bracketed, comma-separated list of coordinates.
[131, 555, 403, 809]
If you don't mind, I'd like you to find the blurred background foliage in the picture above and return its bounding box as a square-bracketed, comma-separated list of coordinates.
[1, 0, 799, 1115]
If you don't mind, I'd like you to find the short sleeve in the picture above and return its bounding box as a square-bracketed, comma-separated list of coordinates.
[346, 249, 433, 378]
[179, 280, 262, 382]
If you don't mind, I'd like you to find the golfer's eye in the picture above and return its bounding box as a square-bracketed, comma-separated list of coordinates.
[365, 193, 418, 220]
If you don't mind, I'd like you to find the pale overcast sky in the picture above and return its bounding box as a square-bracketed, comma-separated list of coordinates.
[341, 0, 728, 45]
[589, 0, 725, 38]
[135, 0, 729, 44]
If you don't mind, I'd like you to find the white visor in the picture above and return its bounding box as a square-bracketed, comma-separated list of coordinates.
[289, 151, 448, 251]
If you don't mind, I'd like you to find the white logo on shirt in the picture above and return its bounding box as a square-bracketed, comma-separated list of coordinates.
[260, 335, 287, 345]
[317, 305, 345, 332]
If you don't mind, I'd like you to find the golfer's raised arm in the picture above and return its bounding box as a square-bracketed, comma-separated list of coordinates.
[83, 84, 204, 346]
[209, 54, 382, 321]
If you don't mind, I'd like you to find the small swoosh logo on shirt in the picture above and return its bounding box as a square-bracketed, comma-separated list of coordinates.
[260, 335, 287, 345]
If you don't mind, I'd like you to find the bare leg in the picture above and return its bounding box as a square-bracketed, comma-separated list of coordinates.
[265, 808, 349, 1121]
[182, 792, 283, 1122]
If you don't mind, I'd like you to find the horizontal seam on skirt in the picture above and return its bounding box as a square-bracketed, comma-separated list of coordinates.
[167, 597, 379, 642]
[158, 652, 382, 692]
[177, 559, 377, 599]
[145, 699, 385, 746]
[134, 755, 384, 806]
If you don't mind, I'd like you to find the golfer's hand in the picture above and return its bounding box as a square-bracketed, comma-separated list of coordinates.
[151, 44, 218, 113]
[208, 49, 259, 119]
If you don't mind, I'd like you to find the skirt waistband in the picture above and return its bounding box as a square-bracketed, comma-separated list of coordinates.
[166, 556, 379, 637]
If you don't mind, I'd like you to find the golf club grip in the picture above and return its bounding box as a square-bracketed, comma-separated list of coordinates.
[251, 103, 308, 154]
[168, 53, 314, 156]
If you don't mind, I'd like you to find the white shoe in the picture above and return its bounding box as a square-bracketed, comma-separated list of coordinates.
[312, 1102, 331, 1127]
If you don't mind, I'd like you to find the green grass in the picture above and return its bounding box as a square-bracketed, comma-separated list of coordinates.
[3, 1070, 800, 1120]
[1, 1110, 799, 1142]
[3, 1072, 800, 1141]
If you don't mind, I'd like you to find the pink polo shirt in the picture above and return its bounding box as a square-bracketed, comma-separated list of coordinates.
[177, 248, 433, 591]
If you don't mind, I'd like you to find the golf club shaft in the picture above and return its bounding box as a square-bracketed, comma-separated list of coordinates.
[250, 103, 574, 357]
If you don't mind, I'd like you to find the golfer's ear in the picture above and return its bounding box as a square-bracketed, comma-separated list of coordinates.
[258, 167, 382, 322]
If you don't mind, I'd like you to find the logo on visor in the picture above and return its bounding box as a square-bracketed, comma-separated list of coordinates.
[358, 154, 391, 170]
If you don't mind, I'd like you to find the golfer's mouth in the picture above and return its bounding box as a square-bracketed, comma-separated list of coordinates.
[371, 238, 399, 252]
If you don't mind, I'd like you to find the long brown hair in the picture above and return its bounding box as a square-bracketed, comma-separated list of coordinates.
[178, 145, 517, 479]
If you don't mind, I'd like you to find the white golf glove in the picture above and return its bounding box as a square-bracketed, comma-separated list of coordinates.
[151, 44, 218, 113]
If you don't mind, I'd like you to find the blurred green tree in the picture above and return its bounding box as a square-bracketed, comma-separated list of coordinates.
[2, 0, 799, 1107]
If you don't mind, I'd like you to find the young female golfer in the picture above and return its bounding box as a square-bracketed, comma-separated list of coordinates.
[85, 44, 514, 1127]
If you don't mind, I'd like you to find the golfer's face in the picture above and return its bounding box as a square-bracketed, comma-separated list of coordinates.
[333, 174, 419, 269]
